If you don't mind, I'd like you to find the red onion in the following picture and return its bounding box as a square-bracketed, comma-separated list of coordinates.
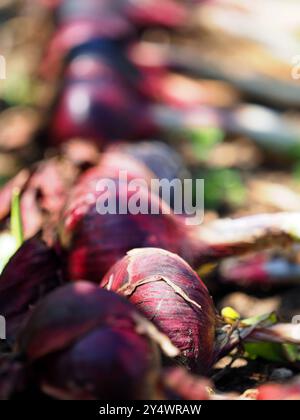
[61, 181, 181, 282]
[0, 237, 62, 344]
[60, 162, 300, 282]
[41, 0, 186, 78]
[101, 248, 216, 373]
[101, 248, 300, 373]
[57, 147, 191, 283]
[49, 57, 155, 145]
[6, 282, 177, 400]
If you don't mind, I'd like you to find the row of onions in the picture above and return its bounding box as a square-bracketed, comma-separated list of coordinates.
[1, 0, 300, 400]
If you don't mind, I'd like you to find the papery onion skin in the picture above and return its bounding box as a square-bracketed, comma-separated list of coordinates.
[16, 282, 162, 400]
[101, 248, 216, 374]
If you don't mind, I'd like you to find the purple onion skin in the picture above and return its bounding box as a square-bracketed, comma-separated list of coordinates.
[0, 238, 62, 344]
[16, 282, 161, 400]
[101, 248, 216, 374]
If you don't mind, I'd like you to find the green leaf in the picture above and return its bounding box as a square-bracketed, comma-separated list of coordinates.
[240, 312, 277, 328]
[244, 342, 300, 363]
[0, 188, 24, 275]
[0, 232, 17, 274]
[186, 127, 224, 160]
[200, 169, 246, 209]
[244, 342, 288, 363]
[10, 188, 24, 248]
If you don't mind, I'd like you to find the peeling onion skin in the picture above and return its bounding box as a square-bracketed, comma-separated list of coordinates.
[0, 237, 63, 345]
[16, 282, 162, 400]
[101, 248, 216, 374]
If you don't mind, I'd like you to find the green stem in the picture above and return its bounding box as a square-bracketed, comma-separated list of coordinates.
[10, 188, 24, 249]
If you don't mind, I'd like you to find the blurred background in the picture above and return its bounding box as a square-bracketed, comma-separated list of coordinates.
[2, 0, 300, 391]
[2, 0, 300, 212]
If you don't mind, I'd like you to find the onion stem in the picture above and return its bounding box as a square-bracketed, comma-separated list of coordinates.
[10, 188, 24, 249]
